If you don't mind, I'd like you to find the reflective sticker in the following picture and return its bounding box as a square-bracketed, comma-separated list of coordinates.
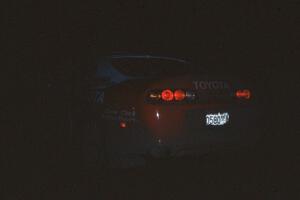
[95, 89, 104, 104]
[87, 88, 105, 104]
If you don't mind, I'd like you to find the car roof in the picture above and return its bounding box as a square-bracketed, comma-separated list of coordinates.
[110, 52, 189, 64]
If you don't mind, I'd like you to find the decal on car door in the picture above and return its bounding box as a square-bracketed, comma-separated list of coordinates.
[88, 88, 105, 104]
[95, 89, 104, 104]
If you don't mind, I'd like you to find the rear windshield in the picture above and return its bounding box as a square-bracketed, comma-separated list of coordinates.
[111, 57, 194, 77]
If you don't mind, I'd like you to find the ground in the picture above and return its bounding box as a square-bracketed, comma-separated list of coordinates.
[4, 132, 299, 200]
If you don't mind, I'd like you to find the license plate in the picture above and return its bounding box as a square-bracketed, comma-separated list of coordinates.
[205, 112, 229, 126]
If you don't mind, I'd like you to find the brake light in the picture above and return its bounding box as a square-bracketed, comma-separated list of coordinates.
[161, 89, 174, 101]
[174, 89, 186, 101]
[236, 89, 251, 99]
[147, 89, 194, 103]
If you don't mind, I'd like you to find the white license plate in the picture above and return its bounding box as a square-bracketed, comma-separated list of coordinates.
[206, 112, 229, 126]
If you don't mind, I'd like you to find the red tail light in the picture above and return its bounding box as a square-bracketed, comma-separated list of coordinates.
[236, 89, 251, 99]
[147, 89, 194, 103]
[174, 90, 186, 101]
[161, 89, 174, 101]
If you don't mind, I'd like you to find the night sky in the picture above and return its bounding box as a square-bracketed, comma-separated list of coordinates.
[4, 0, 298, 131]
[4, 1, 298, 66]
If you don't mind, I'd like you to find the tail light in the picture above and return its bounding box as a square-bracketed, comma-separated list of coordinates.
[161, 89, 174, 101]
[147, 89, 195, 103]
[174, 90, 186, 101]
[235, 89, 251, 99]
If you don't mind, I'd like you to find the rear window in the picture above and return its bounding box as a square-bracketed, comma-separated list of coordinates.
[111, 58, 193, 77]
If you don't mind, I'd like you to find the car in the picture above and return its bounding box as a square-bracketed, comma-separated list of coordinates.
[83, 53, 262, 168]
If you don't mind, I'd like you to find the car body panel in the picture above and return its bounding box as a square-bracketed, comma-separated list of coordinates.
[86, 53, 261, 164]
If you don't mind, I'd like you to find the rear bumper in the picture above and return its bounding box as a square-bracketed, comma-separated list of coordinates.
[105, 122, 261, 159]
[104, 104, 262, 158]
[148, 127, 261, 157]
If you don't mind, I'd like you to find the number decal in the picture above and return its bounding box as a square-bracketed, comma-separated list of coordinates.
[95, 89, 104, 104]
[206, 113, 229, 126]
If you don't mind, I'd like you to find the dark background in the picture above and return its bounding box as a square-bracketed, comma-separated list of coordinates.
[2, 1, 299, 199]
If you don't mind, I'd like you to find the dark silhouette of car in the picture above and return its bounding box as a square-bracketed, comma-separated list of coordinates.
[83, 53, 261, 168]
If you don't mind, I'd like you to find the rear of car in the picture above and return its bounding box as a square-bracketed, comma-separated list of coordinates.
[86, 54, 262, 167]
